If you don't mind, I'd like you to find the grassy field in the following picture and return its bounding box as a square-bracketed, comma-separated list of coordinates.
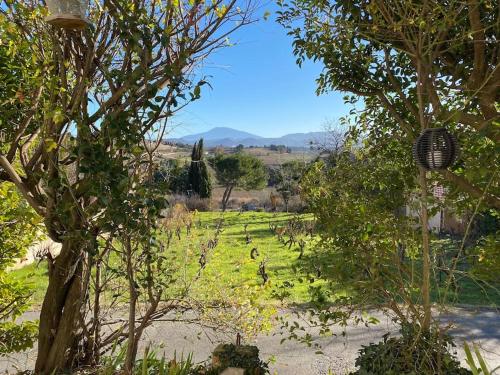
[10, 212, 499, 310]
[156, 144, 318, 168]
[241, 147, 316, 167]
[11, 212, 323, 310]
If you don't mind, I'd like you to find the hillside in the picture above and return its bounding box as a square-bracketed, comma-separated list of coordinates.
[174, 127, 262, 144]
[168, 127, 329, 148]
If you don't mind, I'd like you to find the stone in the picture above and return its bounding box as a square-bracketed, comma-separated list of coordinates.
[221, 368, 245, 375]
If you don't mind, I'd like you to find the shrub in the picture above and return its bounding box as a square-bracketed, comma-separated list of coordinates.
[100, 344, 213, 375]
[0, 321, 38, 355]
[212, 344, 269, 374]
[169, 194, 212, 212]
[350, 324, 471, 375]
[184, 196, 212, 212]
[285, 196, 307, 213]
[0, 183, 41, 355]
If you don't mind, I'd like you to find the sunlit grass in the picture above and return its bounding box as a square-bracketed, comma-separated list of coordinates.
[9, 212, 499, 309]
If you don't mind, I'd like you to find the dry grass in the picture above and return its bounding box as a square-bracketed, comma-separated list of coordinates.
[238, 148, 316, 167]
[156, 146, 317, 167]
[210, 187, 278, 210]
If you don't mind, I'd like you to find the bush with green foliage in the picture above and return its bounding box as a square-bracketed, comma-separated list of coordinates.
[212, 344, 268, 375]
[0, 182, 41, 355]
[154, 159, 190, 194]
[300, 149, 421, 320]
[351, 324, 471, 375]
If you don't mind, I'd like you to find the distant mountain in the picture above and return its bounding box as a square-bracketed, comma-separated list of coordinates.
[176, 127, 262, 143]
[169, 127, 328, 148]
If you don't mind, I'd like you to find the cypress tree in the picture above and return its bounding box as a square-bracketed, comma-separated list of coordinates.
[188, 138, 212, 198]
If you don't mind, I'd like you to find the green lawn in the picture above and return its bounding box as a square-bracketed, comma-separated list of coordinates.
[11, 212, 325, 309]
[184, 211, 325, 305]
[10, 260, 49, 308]
[9, 212, 499, 309]
[430, 237, 500, 307]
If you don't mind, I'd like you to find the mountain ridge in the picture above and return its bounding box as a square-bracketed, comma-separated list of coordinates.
[174, 127, 263, 143]
[168, 127, 328, 148]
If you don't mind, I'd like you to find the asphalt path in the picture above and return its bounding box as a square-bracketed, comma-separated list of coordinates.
[1, 308, 499, 374]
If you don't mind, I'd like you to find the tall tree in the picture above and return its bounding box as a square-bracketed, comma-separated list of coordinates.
[0, 1, 254, 372]
[278, 0, 499, 333]
[300, 146, 420, 321]
[277, 0, 499, 209]
[188, 138, 212, 198]
[213, 153, 267, 211]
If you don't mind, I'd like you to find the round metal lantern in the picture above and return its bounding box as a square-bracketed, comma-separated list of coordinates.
[412, 127, 460, 170]
[45, 0, 89, 30]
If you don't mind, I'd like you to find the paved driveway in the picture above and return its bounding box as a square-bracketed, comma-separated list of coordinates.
[1, 308, 499, 374]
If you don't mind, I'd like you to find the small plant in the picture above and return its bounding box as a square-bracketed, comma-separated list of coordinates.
[464, 342, 500, 375]
[135, 347, 196, 375]
[350, 324, 472, 375]
[212, 343, 269, 374]
[270, 281, 294, 302]
[100, 345, 205, 375]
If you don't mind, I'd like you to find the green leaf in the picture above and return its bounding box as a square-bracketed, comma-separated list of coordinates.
[52, 110, 64, 125]
[44, 138, 58, 152]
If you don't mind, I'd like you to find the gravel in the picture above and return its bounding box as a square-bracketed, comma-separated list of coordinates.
[1, 307, 499, 374]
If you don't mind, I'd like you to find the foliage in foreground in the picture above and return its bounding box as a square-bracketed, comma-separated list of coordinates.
[464, 342, 500, 375]
[300, 148, 422, 323]
[278, 0, 500, 210]
[351, 324, 472, 375]
[0, 0, 254, 372]
[100, 345, 201, 375]
[100, 343, 269, 375]
[0, 182, 41, 354]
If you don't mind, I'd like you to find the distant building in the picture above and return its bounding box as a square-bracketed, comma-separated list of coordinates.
[405, 184, 466, 234]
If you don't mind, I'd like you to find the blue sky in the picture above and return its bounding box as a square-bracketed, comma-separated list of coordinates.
[170, 10, 348, 138]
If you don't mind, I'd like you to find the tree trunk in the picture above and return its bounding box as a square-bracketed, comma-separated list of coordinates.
[221, 185, 233, 212]
[125, 237, 139, 374]
[419, 168, 432, 331]
[416, 55, 432, 332]
[35, 236, 91, 374]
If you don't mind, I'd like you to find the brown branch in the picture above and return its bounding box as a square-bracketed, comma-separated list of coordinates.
[376, 91, 416, 137]
[439, 169, 500, 209]
[0, 155, 45, 215]
[6, 86, 44, 162]
[466, 0, 486, 90]
[384, 49, 419, 120]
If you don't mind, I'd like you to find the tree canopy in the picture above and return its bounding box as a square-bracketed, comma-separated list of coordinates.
[278, 0, 499, 209]
[275, 160, 307, 212]
[213, 153, 267, 210]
